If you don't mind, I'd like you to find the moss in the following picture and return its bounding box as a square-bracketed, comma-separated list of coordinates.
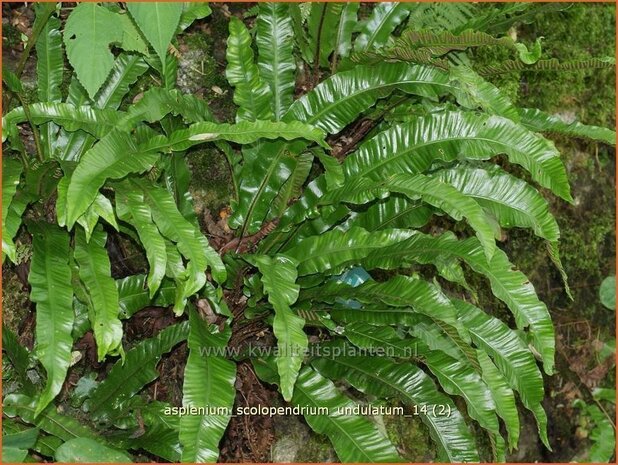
[186, 146, 233, 215]
[1, 265, 30, 335]
[383, 409, 435, 462]
[294, 432, 338, 462]
[516, 3, 616, 128]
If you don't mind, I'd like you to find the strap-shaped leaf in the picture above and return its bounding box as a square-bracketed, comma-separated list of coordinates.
[434, 165, 569, 295]
[251, 255, 306, 401]
[115, 185, 167, 297]
[127, 2, 182, 77]
[2, 157, 23, 263]
[94, 54, 150, 110]
[226, 17, 272, 121]
[141, 119, 328, 152]
[343, 111, 572, 201]
[285, 226, 414, 275]
[307, 3, 344, 68]
[178, 3, 212, 32]
[117, 274, 176, 319]
[476, 349, 520, 451]
[450, 65, 520, 121]
[367, 232, 555, 374]
[304, 275, 466, 340]
[431, 165, 559, 242]
[257, 360, 403, 463]
[256, 3, 295, 119]
[270, 152, 314, 218]
[455, 300, 548, 448]
[519, 108, 616, 146]
[180, 309, 236, 462]
[75, 193, 118, 242]
[121, 401, 181, 462]
[415, 342, 500, 437]
[2, 103, 122, 141]
[55, 54, 148, 163]
[2, 424, 39, 463]
[85, 322, 188, 423]
[332, 3, 360, 70]
[284, 63, 451, 134]
[134, 179, 225, 312]
[54, 438, 132, 463]
[4, 394, 106, 444]
[27, 222, 74, 416]
[74, 226, 123, 360]
[354, 3, 412, 52]
[341, 324, 500, 443]
[36, 13, 64, 158]
[312, 348, 479, 462]
[343, 195, 433, 232]
[227, 140, 302, 234]
[63, 3, 124, 98]
[324, 173, 498, 260]
[65, 129, 159, 228]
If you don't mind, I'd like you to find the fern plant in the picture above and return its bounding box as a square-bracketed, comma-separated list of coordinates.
[2, 2, 616, 463]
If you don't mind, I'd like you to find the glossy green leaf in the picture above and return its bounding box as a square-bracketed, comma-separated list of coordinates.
[65, 129, 159, 228]
[2, 103, 121, 142]
[455, 299, 549, 447]
[86, 322, 188, 423]
[342, 111, 572, 202]
[27, 222, 74, 416]
[450, 65, 520, 121]
[4, 394, 105, 443]
[142, 119, 328, 152]
[332, 3, 360, 70]
[127, 3, 182, 77]
[354, 3, 412, 52]
[74, 226, 123, 360]
[2, 427, 39, 463]
[134, 179, 225, 312]
[251, 255, 306, 400]
[259, 361, 403, 463]
[286, 226, 414, 276]
[307, 3, 343, 68]
[431, 165, 560, 242]
[227, 140, 303, 234]
[476, 349, 520, 450]
[115, 185, 167, 297]
[63, 3, 124, 98]
[180, 309, 236, 462]
[312, 348, 479, 462]
[55, 438, 132, 463]
[369, 232, 555, 374]
[36, 13, 64, 158]
[117, 274, 176, 319]
[324, 173, 498, 260]
[343, 195, 433, 232]
[270, 152, 314, 218]
[178, 3, 212, 32]
[226, 17, 272, 121]
[256, 3, 295, 119]
[284, 63, 451, 134]
[2, 157, 23, 263]
[306, 275, 466, 339]
[415, 342, 500, 436]
[519, 108, 616, 146]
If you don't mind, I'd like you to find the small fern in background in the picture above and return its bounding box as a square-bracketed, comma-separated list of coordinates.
[2, 2, 616, 462]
